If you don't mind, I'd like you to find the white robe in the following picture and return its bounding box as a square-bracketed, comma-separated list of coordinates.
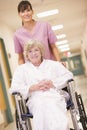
[10, 60, 73, 130]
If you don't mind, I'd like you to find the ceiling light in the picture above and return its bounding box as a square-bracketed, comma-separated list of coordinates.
[58, 44, 69, 49]
[37, 9, 59, 18]
[52, 24, 63, 30]
[56, 40, 68, 45]
[56, 34, 66, 39]
[60, 47, 70, 52]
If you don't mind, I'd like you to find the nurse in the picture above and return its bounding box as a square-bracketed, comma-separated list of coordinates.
[14, 0, 60, 64]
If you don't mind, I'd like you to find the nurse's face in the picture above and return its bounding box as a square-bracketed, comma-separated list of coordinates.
[28, 46, 42, 66]
[18, 6, 33, 23]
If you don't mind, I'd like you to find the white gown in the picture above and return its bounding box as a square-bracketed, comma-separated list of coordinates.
[10, 60, 73, 130]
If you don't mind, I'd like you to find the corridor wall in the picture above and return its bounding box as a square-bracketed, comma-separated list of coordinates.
[81, 43, 87, 76]
[0, 22, 18, 125]
[0, 38, 13, 124]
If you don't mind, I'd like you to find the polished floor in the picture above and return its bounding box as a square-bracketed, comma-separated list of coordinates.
[0, 74, 87, 130]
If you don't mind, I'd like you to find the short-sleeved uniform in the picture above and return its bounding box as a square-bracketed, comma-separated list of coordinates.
[13, 21, 57, 60]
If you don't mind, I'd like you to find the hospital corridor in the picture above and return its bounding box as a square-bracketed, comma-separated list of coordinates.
[0, 0, 87, 130]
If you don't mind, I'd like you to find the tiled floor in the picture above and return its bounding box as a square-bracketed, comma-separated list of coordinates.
[74, 75, 87, 112]
[0, 74, 87, 130]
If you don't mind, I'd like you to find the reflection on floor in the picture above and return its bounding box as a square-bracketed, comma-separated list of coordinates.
[0, 75, 87, 130]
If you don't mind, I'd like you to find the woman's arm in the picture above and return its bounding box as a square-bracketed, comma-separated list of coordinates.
[9, 67, 29, 99]
[18, 53, 25, 65]
[50, 44, 60, 61]
[51, 62, 73, 89]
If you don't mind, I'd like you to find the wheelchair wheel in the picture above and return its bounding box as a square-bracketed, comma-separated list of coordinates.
[15, 109, 23, 130]
[75, 92, 87, 130]
[15, 100, 32, 130]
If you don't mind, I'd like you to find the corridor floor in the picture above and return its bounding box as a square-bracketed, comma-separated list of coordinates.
[0, 74, 87, 130]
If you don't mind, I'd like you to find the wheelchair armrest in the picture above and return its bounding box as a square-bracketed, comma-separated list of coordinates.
[67, 79, 74, 83]
[12, 92, 21, 96]
[22, 113, 33, 119]
[12, 92, 23, 99]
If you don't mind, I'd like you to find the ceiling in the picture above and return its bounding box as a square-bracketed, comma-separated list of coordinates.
[0, 0, 87, 56]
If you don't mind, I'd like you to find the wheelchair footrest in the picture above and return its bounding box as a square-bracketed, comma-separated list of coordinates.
[67, 98, 74, 110]
[21, 113, 33, 119]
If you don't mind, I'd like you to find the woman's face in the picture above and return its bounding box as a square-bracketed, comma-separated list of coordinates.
[18, 6, 33, 22]
[28, 46, 42, 66]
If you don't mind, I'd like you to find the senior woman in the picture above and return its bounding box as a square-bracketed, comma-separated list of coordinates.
[10, 39, 73, 130]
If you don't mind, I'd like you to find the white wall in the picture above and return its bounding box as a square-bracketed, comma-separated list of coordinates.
[0, 22, 18, 124]
[81, 43, 87, 76]
[0, 22, 18, 73]
[82, 24, 87, 76]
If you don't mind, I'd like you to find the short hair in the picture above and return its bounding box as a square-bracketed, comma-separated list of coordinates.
[18, 0, 32, 13]
[24, 39, 45, 60]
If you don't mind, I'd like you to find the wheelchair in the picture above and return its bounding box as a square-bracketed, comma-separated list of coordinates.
[12, 79, 87, 130]
[12, 92, 33, 130]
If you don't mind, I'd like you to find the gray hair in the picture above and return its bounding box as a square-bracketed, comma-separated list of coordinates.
[24, 39, 45, 60]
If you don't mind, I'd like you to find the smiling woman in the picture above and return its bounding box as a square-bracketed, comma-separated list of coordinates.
[13, 0, 60, 65]
[10, 39, 73, 130]
[24, 39, 45, 65]
[0, 0, 86, 58]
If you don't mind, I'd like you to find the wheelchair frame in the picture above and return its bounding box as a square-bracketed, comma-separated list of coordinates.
[12, 92, 33, 130]
[12, 79, 87, 130]
[67, 79, 87, 130]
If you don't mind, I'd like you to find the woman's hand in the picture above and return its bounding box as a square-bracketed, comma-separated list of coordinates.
[39, 80, 54, 91]
[29, 80, 54, 92]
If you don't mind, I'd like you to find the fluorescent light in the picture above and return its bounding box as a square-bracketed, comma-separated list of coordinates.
[52, 25, 63, 30]
[60, 47, 70, 52]
[56, 40, 68, 45]
[56, 34, 66, 39]
[57, 43, 70, 52]
[37, 9, 59, 18]
[58, 44, 69, 49]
